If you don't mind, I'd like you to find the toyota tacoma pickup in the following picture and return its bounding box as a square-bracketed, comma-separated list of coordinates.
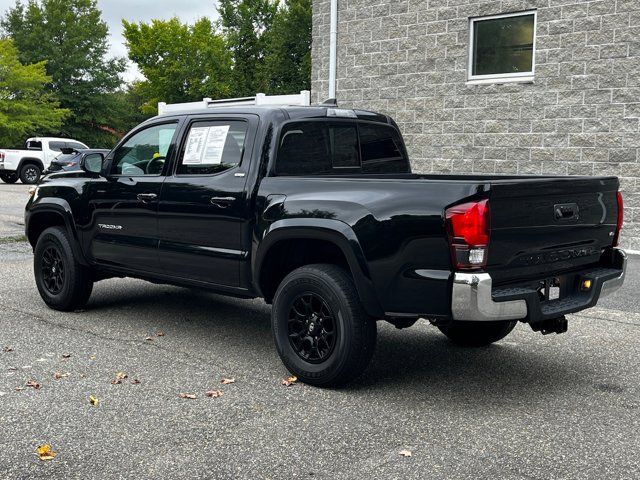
[0, 137, 89, 184]
[25, 104, 627, 386]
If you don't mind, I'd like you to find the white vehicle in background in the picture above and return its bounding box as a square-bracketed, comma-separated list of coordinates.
[0, 137, 89, 184]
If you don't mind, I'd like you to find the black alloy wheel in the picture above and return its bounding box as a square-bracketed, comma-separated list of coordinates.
[34, 226, 94, 311]
[288, 292, 337, 363]
[41, 246, 65, 295]
[272, 264, 377, 387]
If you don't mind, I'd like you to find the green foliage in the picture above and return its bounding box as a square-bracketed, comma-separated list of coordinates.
[0, 39, 69, 147]
[1, 0, 126, 146]
[123, 17, 232, 114]
[261, 0, 311, 94]
[218, 0, 279, 97]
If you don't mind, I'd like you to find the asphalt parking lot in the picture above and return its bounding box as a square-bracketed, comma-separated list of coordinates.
[0, 183, 638, 479]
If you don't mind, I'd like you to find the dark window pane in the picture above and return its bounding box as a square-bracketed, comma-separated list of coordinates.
[26, 141, 42, 151]
[330, 125, 359, 168]
[66, 141, 87, 150]
[277, 122, 332, 175]
[177, 121, 247, 175]
[359, 123, 410, 173]
[473, 14, 535, 76]
[49, 141, 66, 152]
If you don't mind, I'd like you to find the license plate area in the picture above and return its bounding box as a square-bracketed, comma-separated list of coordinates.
[538, 278, 561, 302]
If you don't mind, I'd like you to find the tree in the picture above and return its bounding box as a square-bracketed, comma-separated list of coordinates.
[218, 0, 279, 97]
[0, 39, 69, 147]
[261, 0, 311, 94]
[1, 0, 125, 146]
[123, 17, 232, 114]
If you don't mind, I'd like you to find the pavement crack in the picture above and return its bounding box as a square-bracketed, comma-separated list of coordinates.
[0, 301, 233, 371]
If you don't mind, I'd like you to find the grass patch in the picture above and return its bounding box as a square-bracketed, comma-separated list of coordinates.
[0, 235, 27, 244]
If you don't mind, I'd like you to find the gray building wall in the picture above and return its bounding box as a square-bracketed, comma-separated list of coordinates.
[312, 0, 640, 249]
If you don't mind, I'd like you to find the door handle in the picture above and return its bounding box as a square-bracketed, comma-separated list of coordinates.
[210, 196, 235, 208]
[137, 193, 158, 203]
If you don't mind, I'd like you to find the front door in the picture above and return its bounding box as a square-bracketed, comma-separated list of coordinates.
[158, 116, 255, 287]
[86, 121, 180, 273]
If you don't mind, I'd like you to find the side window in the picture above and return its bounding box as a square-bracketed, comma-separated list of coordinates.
[111, 123, 178, 176]
[276, 122, 360, 175]
[359, 123, 409, 173]
[49, 141, 66, 152]
[177, 121, 247, 175]
[66, 141, 87, 150]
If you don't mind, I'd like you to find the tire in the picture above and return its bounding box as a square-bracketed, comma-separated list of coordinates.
[272, 264, 377, 387]
[34, 226, 93, 311]
[20, 163, 41, 184]
[437, 320, 517, 347]
[0, 173, 19, 184]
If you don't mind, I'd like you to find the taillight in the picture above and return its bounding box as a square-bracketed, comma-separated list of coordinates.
[613, 192, 623, 247]
[0, 152, 4, 160]
[446, 199, 490, 270]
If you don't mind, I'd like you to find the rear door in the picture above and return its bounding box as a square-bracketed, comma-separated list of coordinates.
[157, 115, 257, 287]
[488, 177, 619, 283]
[86, 121, 181, 273]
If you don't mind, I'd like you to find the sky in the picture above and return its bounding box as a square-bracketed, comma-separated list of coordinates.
[0, 0, 220, 81]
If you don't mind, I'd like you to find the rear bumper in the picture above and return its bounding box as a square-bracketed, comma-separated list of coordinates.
[451, 248, 627, 322]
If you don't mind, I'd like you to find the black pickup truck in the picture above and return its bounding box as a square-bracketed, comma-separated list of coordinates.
[25, 105, 627, 386]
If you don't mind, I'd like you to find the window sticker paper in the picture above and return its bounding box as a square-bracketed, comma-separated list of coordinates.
[202, 125, 230, 165]
[183, 127, 209, 165]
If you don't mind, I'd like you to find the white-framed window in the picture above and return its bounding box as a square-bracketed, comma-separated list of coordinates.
[467, 10, 537, 84]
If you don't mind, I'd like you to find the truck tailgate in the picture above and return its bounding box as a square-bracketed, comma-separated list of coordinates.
[487, 176, 620, 284]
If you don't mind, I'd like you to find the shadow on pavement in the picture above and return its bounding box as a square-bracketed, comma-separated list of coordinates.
[84, 281, 594, 402]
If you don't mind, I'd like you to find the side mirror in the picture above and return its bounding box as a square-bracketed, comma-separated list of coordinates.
[81, 153, 104, 175]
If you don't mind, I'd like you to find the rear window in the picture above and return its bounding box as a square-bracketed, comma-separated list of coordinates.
[276, 121, 409, 176]
[26, 140, 42, 151]
[359, 123, 408, 173]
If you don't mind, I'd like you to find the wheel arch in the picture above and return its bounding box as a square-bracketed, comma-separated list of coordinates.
[254, 219, 383, 318]
[18, 157, 45, 171]
[26, 201, 88, 266]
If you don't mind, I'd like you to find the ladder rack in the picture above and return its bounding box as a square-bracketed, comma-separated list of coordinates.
[158, 91, 311, 115]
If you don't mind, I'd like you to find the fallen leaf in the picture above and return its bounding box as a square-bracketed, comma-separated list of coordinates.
[399, 449, 412, 458]
[206, 390, 224, 398]
[25, 380, 41, 390]
[179, 393, 197, 399]
[156, 331, 165, 337]
[221, 378, 235, 385]
[36, 444, 57, 461]
[89, 395, 100, 406]
[111, 372, 128, 385]
[2, 346, 13, 353]
[89, 355, 96, 360]
[61, 353, 71, 359]
[53, 372, 69, 380]
[145, 337, 154, 342]
[131, 379, 141, 385]
[15, 386, 24, 391]
[281, 376, 298, 387]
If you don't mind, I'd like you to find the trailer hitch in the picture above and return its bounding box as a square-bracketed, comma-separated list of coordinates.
[530, 316, 568, 335]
